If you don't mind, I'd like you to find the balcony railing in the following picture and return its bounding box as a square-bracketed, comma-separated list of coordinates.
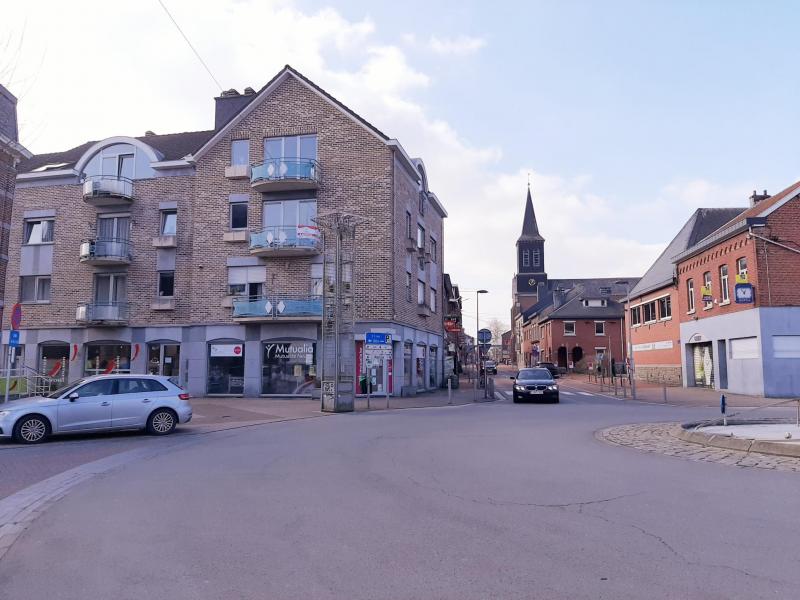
[79, 238, 133, 265]
[82, 175, 134, 205]
[232, 295, 323, 321]
[250, 158, 321, 192]
[76, 302, 130, 325]
[249, 225, 321, 256]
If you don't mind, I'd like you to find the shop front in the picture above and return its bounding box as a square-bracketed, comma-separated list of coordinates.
[690, 342, 715, 388]
[261, 340, 318, 396]
[355, 340, 393, 396]
[85, 342, 132, 375]
[39, 342, 71, 385]
[207, 342, 245, 395]
[147, 342, 180, 378]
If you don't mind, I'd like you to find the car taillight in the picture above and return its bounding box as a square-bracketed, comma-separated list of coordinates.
[179, 393, 191, 401]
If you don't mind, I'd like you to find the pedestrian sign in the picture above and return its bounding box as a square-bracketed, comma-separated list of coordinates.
[8, 330, 20, 348]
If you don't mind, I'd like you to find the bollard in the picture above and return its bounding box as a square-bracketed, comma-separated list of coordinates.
[720, 394, 727, 426]
[796, 398, 799, 428]
[448, 377, 452, 405]
[622, 380, 627, 399]
[613, 377, 618, 396]
[662, 384, 667, 404]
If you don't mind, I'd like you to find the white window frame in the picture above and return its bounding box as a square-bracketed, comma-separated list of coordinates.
[658, 295, 672, 320]
[720, 265, 730, 304]
[23, 219, 54, 245]
[564, 321, 576, 336]
[630, 305, 641, 327]
[522, 249, 530, 267]
[703, 271, 713, 310]
[687, 279, 695, 313]
[737, 257, 748, 280]
[417, 225, 425, 249]
[20, 275, 51, 303]
[430, 288, 436, 313]
[594, 321, 605, 336]
[417, 279, 425, 305]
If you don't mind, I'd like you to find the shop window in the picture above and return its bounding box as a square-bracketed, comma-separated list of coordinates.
[147, 343, 180, 377]
[262, 341, 317, 395]
[85, 343, 131, 375]
[207, 343, 245, 394]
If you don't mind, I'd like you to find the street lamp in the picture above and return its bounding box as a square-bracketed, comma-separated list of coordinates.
[475, 289, 488, 400]
[616, 280, 636, 400]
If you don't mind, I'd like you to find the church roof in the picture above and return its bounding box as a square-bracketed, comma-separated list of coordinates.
[518, 186, 544, 242]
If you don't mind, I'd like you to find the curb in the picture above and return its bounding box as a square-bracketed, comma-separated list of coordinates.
[674, 421, 800, 458]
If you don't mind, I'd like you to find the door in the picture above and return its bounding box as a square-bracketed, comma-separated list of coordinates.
[147, 344, 180, 377]
[57, 379, 114, 432]
[111, 378, 169, 428]
[94, 274, 127, 319]
[96, 216, 131, 258]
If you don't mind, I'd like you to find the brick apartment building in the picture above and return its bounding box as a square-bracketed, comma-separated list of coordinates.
[673, 185, 800, 397]
[3, 66, 447, 398]
[628, 207, 743, 385]
[511, 185, 637, 371]
[0, 84, 31, 328]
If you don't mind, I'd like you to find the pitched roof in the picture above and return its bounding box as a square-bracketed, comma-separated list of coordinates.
[18, 130, 215, 174]
[520, 277, 639, 322]
[630, 207, 745, 298]
[518, 186, 543, 242]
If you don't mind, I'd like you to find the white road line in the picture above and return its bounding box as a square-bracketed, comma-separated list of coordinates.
[578, 392, 594, 396]
[561, 391, 575, 396]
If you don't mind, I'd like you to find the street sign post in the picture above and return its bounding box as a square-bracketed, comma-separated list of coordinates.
[8, 330, 20, 348]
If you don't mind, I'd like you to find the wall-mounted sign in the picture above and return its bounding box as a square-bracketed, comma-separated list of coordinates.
[700, 286, 713, 302]
[210, 344, 243, 357]
[365, 332, 391, 345]
[735, 273, 749, 285]
[444, 320, 461, 332]
[633, 340, 674, 352]
[735, 283, 754, 304]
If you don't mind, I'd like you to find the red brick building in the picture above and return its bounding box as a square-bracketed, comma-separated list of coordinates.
[673, 184, 800, 397]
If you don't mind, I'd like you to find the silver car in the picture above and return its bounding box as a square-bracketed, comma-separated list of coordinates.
[0, 374, 192, 444]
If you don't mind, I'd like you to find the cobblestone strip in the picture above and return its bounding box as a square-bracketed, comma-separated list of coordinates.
[597, 422, 800, 472]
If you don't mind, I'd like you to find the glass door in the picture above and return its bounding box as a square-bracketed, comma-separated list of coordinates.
[147, 344, 180, 377]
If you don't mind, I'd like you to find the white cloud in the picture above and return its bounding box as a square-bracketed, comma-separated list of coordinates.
[428, 35, 487, 56]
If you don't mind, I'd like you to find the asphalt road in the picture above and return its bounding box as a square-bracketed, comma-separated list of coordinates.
[0, 387, 798, 599]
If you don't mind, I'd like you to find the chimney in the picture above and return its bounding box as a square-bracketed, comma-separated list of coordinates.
[749, 189, 770, 207]
[214, 88, 256, 130]
[553, 288, 566, 308]
[144, 130, 156, 137]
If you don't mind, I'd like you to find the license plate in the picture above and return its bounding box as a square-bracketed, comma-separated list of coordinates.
[530, 390, 543, 394]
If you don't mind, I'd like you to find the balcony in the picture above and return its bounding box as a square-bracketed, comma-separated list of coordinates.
[249, 225, 321, 257]
[232, 294, 322, 322]
[76, 302, 129, 325]
[79, 238, 133, 266]
[250, 158, 321, 192]
[82, 175, 134, 206]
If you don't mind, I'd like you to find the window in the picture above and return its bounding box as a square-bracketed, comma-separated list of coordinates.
[417, 225, 425, 249]
[430, 288, 436, 313]
[720, 265, 729, 303]
[406, 212, 412, 240]
[406, 272, 412, 302]
[24, 219, 54, 244]
[630, 305, 641, 326]
[117, 154, 134, 179]
[230, 203, 248, 230]
[116, 378, 168, 394]
[417, 280, 425, 305]
[158, 271, 175, 297]
[228, 282, 262, 298]
[263, 199, 317, 229]
[703, 271, 712, 308]
[263, 135, 317, 161]
[564, 321, 576, 336]
[730, 336, 759, 360]
[74, 379, 115, 398]
[85, 343, 131, 375]
[161, 210, 177, 235]
[687, 279, 695, 312]
[737, 257, 748, 281]
[95, 273, 127, 304]
[419, 191, 426, 215]
[310, 263, 323, 296]
[522, 249, 530, 267]
[231, 140, 249, 166]
[658, 296, 672, 319]
[20, 275, 51, 303]
[532, 249, 540, 267]
[429, 238, 437, 262]
[595, 321, 605, 336]
[642, 301, 657, 323]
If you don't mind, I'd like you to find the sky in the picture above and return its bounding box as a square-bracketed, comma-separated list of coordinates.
[3, 0, 800, 338]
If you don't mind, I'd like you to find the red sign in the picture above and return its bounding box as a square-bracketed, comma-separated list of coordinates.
[444, 319, 461, 332]
[234, 346, 242, 355]
[10, 303, 22, 330]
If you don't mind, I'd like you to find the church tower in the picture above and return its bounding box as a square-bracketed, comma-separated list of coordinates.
[512, 185, 547, 312]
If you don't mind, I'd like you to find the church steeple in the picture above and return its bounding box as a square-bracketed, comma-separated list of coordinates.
[518, 184, 544, 242]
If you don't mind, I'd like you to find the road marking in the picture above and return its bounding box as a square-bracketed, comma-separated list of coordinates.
[561, 391, 575, 396]
[578, 392, 594, 396]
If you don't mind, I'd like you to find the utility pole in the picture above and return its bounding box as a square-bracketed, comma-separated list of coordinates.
[616, 280, 636, 400]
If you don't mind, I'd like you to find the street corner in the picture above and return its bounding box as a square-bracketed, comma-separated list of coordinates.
[596, 421, 800, 472]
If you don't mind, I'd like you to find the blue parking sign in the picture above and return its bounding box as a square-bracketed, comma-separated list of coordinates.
[8, 330, 20, 348]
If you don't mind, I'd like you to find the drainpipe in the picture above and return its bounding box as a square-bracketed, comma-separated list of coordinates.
[747, 228, 800, 305]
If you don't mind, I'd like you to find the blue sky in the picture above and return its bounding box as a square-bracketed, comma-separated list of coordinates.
[3, 1, 799, 332]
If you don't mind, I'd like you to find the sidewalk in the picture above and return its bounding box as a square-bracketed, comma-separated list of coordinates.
[560, 373, 790, 408]
[186, 378, 496, 431]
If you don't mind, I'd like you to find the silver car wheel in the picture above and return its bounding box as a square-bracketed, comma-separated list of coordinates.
[20, 418, 47, 443]
[152, 411, 175, 433]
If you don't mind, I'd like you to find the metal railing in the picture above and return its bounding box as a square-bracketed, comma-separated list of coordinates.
[0, 366, 64, 401]
[76, 301, 130, 323]
[249, 225, 321, 252]
[250, 158, 321, 187]
[79, 238, 133, 262]
[82, 175, 134, 199]
[232, 294, 323, 319]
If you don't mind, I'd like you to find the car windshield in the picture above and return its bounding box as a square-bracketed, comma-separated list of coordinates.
[517, 369, 552, 380]
[46, 378, 87, 399]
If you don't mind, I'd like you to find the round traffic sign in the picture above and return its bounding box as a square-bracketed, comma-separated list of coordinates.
[10, 303, 22, 330]
[477, 328, 492, 344]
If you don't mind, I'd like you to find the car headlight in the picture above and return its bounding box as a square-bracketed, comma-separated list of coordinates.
[514, 385, 525, 391]
[548, 385, 558, 391]
[0, 410, 10, 417]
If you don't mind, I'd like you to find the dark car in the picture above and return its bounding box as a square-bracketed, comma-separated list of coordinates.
[510, 368, 559, 403]
[484, 360, 497, 375]
[536, 362, 560, 379]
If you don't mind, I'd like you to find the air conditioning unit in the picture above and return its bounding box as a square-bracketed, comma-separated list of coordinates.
[76, 305, 87, 321]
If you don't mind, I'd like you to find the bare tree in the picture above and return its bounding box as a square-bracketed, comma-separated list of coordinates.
[486, 318, 508, 361]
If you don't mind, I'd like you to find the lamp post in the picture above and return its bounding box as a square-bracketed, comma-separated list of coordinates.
[473, 289, 488, 401]
[615, 280, 636, 400]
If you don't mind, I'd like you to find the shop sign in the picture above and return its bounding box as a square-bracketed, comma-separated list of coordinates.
[735, 273, 749, 284]
[633, 340, 674, 352]
[700, 285, 713, 302]
[444, 319, 460, 332]
[735, 283, 754, 304]
[210, 344, 243, 357]
[264, 342, 315, 364]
